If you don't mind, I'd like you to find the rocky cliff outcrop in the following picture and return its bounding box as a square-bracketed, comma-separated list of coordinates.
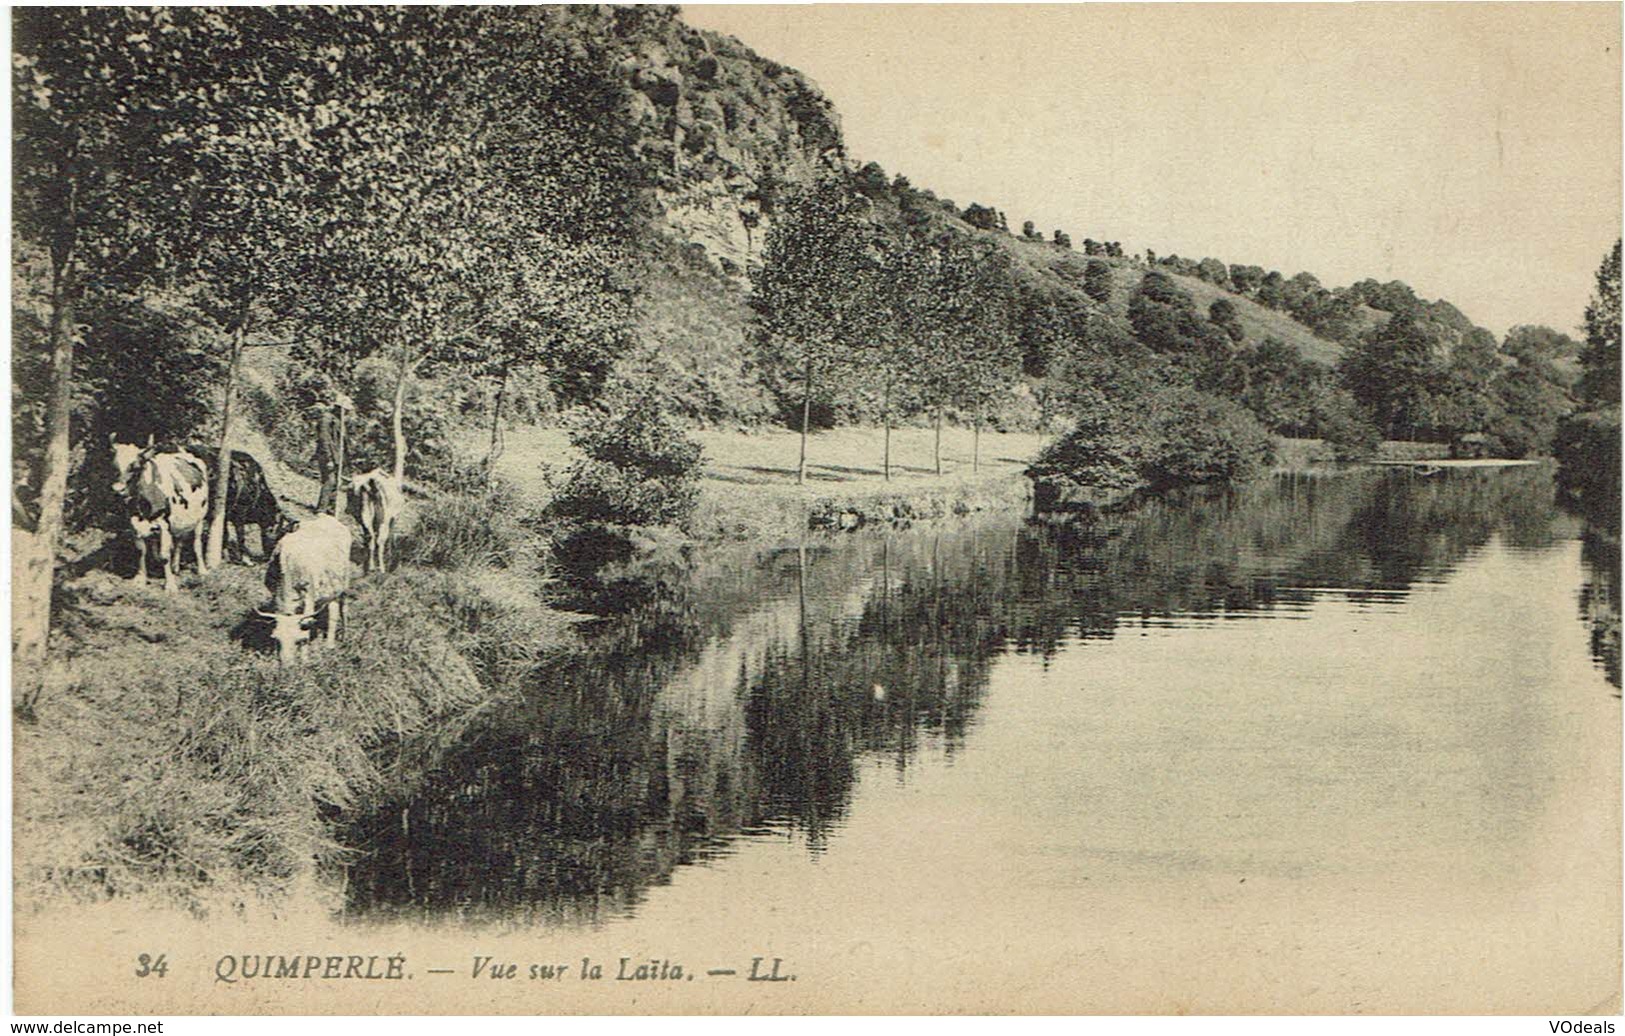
[550, 5, 845, 276]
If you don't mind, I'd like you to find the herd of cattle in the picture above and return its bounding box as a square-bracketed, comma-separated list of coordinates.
[108, 436, 404, 663]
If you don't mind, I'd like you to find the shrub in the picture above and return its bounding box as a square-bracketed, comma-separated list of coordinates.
[397, 478, 536, 571]
[1025, 414, 1148, 492]
[1144, 393, 1275, 489]
[1313, 386, 1383, 462]
[548, 395, 704, 527]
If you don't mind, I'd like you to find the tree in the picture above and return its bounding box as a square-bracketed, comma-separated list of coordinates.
[1196, 257, 1230, 288]
[854, 160, 889, 199]
[1053, 229, 1072, 250]
[916, 235, 1019, 472]
[1084, 260, 1113, 304]
[1580, 240, 1621, 407]
[1310, 382, 1382, 461]
[751, 177, 876, 483]
[1142, 392, 1274, 490]
[1017, 287, 1090, 374]
[962, 203, 1000, 231]
[1238, 339, 1320, 435]
[1255, 270, 1287, 309]
[12, 8, 202, 703]
[1503, 325, 1581, 374]
[891, 234, 1020, 474]
[1338, 311, 1446, 440]
[1289, 288, 1360, 344]
[459, 240, 632, 476]
[1209, 298, 1244, 343]
[432, 11, 639, 473]
[1228, 264, 1264, 296]
[150, 7, 375, 569]
[1128, 272, 1232, 384]
[306, 8, 638, 487]
[1021, 220, 1043, 241]
[1491, 362, 1572, 457]
[855, 232, 931, 481]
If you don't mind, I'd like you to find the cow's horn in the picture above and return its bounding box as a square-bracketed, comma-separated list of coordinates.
[254, 608, 277, 619]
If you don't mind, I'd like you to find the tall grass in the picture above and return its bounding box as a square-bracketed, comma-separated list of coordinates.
[395, 477, 536, 570]
[17, 488, 578, 915]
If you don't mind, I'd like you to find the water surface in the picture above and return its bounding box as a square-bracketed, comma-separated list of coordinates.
[344, 465, 1620, 1012]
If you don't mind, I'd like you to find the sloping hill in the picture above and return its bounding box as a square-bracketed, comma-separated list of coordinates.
[983, 234, 1349, 366]
[580, 6, 1364, 422]
[1136, 267, 1348, 366]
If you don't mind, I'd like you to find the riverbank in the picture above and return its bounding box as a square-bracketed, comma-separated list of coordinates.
[1271, 436, 1460, 471]
[11, 489, 586, 917]
[17, 421, 1051, 915]
[12, 420, 1550, 917]
[484, 423, 1049, 543]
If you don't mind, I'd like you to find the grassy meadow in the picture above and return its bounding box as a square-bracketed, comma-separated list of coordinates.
[484, 422, 1050, 541]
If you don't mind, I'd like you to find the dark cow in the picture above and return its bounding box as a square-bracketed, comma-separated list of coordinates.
[174, 444, 292, 562]
[109, 437, 211, 593]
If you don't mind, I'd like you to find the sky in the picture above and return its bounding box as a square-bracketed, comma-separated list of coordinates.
[682, 3, 1622, 338]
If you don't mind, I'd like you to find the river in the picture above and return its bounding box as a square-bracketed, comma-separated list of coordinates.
[342, 464, 1620, 1013]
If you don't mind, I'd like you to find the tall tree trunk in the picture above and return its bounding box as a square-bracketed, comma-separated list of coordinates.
[205, 312, 248, 569]
[973, 411, 981, 473]
[315, 407, 338, 515]
[486, 366, 508, 482]
[798, 361, 812, 486]
[882, 379, 892, 482]
[334, 403, 347, 517]
[14, 252, 78, 710]
[934, 407, 944, 476]
[391, 359, 409, 486]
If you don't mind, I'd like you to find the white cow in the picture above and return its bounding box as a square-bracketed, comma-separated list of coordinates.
[347, 469, 403, 574]
[257, 514, 353, 664]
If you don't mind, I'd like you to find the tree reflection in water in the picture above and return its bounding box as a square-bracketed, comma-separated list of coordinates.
[343, 463, 1608, 927]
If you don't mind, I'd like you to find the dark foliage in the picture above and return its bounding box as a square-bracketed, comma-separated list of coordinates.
[1555, 408, 1621, 531]
[1580, 240, 1622, 408]
[1142, 392, 1275, 490]
[549, 394, 704, 526]
[1083, 260, 1113, 304]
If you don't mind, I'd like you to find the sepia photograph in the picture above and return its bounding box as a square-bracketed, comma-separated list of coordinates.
[8, 1, 1623, 1019]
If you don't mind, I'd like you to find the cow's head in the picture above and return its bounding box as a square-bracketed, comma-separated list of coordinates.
[255, 608, 319, 664]
[265, 511, 296, 555]
[108, 432, 155, 495]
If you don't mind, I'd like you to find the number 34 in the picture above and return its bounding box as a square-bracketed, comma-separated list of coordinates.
[135, 954, 168, 978]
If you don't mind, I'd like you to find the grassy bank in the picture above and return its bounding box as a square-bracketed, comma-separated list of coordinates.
[488, 424, 1469, 537]
[13, 488, 582, 917]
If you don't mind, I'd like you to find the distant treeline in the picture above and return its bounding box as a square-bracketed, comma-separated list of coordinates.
[751, 161, 1599, 496]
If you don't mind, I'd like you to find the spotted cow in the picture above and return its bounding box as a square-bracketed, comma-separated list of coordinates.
[109, 436, 210, 594]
